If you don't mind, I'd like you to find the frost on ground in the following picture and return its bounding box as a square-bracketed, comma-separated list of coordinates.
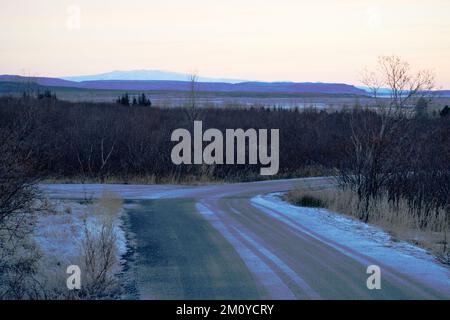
[40, 184, 200, 200]
[32, 191, 127, 298]
[252, 193, 450, 294]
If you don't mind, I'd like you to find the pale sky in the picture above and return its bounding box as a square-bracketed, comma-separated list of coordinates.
[1, 0, 450, 87]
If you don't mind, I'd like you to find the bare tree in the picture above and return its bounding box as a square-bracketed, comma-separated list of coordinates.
[0, 111, 42, 233]
[0, 115, 44, 299]
[185, 72, 202, 122]
[343, 56, 436, 222]
[341, 110, 405, 222]
[362, 55, 435, 110]
[361, 67, 384, 101]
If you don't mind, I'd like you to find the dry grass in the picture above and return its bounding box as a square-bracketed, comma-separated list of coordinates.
[286, 187, 450, 264]
[41, 165, 330, 186]
[15, 191, 127, 299]
[79, 191, 123, 298]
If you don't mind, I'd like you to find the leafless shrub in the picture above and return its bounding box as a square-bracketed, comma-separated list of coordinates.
[79, 191, 123, 298]
[0, 116, 45, 299]
[0, 227, 43, 299]
[27, 193, 124, 300]
[184, 73, 204, 122]
[0, 128, 39, 234]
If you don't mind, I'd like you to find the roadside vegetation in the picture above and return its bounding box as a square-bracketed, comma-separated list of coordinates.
[1, 94, 447, 185]
[0, 56, 449, 299]
[285, 187, 449, 264]
[0, 104, 124, 299]
[287, 56, 449, 265]
[0, 190, 124, 299]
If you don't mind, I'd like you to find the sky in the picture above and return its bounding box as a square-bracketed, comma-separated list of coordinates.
[1, 0, 450, 88]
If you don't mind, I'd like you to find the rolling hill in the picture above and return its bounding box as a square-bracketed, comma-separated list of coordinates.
[0, 74, 368, 96]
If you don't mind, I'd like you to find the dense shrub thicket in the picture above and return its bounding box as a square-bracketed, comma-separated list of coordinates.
[0, 96, 351, 181]
[0, 96, 448, 218]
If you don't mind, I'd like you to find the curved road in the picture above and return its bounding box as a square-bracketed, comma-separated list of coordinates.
[120, 177, 450, 300]
[43, 177, 450, 299]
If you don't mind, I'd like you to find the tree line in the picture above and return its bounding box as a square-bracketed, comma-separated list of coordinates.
[0, 95, 448, 213]
[116, 93, 152, 107]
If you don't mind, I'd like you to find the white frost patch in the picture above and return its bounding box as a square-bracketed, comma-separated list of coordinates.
[39, 184, 208, 200]
[251, 193, 450, 295]
[33, 199, 126, 273]
[34, 201, 84, 264]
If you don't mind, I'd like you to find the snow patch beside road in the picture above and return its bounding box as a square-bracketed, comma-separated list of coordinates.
[251, 193, 450, 295]
[34, 198, 127, 283]
[40, 184, 205, 200]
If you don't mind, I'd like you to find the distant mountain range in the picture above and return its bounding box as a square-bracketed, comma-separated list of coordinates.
[62, 70, 245, 83]
[0, 73, 369, 96]
[2, 70, 449, 97]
